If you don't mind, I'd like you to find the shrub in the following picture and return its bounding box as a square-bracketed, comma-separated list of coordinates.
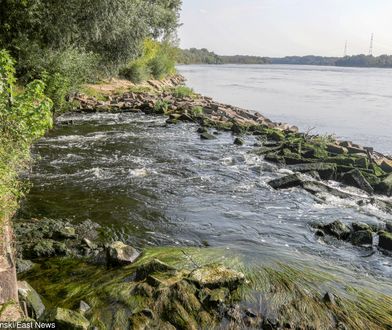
[120, 61, 150, 84]
[189, 106, 204, 117]
[153, 100, 170, 114]
[172, 86, 195, 98]
[0, 50, 53, 219]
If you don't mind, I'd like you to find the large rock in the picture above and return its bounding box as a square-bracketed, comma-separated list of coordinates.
[380, 159, 392, 173]
[268, 174, 302, 190]
[18, 281, 45, 319]
[350, 230, 373, 246]
[326, 144, 348, 155]
[342, 169, 374, 194]
[43, 308, 90, 330]
[378, 231, 392, 251]
[376, 174, 392, 196]
[106, 241, 140, 266]
[188, 264, 245, 290]
[287, 163, 337, 180]
[320, 220, 351, 240]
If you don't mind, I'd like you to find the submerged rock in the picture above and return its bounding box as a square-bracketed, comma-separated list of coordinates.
[106, 241, 140, 266]
[43, 308, 90, 330]
[134, 259, 176, 281]
[376, 174, 392, 196]
[188, 264, 245, 290]
[342, 169, 374, 194]
[18, 281, 45, 319]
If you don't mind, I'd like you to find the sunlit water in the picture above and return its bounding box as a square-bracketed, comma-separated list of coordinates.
[19, 112, 392, 293]
[178, 64, 392, 154]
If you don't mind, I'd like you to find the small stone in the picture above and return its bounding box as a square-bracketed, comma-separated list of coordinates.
[200, 132, 217, 140]
[234, 137, 244, 146]
[323, 292, 335, 305]
[106, 241, 140, 266]
[79, 301, 91, 314]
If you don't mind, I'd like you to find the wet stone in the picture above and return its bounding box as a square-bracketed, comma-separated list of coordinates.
[106, 241, 140, 266]
[350, 230, 373, 246]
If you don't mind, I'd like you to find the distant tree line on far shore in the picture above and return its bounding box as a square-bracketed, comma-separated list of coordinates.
[177, 48, 392, 68]
[177, 48, 269, 65]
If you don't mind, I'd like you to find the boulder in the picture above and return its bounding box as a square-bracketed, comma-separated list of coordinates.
[378, 231, 392, 251]
[287, 163, 337, 180]
[342, 169, 374, 194]
[350, 230, 373, 246]
[268, 174, 302, 190]
[326, 144, 348, 155]
[18, 281, 45, 319]
[320, 220, 351, 240]
[106, 241, 140, 266]
[188, 264, 245, 290]
[380, 159, 392, 173]
[43, 308, 90, 330]
[376, 174, 392, 196]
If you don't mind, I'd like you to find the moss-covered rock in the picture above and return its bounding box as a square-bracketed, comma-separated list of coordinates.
[350, 230, 373, 246]
[319, 220, 351, 240]
[43, 308, 90, 330]
[376, 174, 392, 196]
[378, 231, 392, 251]
[18, 281, 45, 319]
[187, 264, 245, 290]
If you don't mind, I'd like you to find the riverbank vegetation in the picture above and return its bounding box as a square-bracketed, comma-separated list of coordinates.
[0, 0, 182, 109]
[0, 50, 53, 227]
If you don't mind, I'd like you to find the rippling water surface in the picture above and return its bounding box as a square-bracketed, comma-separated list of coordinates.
[178, 64, 392, 154]
[20, 112, 392, 291]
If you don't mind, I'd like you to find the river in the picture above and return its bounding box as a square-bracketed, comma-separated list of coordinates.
[19, 109, 392, 293]
[178, 64, 392, 155]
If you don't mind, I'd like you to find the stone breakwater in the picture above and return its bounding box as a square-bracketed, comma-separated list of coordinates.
[72, 75, 392, 199]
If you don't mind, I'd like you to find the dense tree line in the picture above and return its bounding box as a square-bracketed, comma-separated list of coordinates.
[0, 0, 182, 108]
[177, 48, 269, 65]
[178, 48, 392, 68]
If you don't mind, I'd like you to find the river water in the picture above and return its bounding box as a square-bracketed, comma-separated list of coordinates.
[19, 109, 392, 294]
[178, 64, 392, 155]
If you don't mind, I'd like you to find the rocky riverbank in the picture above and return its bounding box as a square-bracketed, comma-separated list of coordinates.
[72, 75, 392, 200]
[7, 75, 392, 328]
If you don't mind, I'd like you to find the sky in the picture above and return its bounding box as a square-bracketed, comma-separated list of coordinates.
[178, 0, 392, 57]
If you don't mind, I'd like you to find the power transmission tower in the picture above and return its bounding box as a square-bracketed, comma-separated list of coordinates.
[344, 40, 348, 57]
[369, 33, 374, 56]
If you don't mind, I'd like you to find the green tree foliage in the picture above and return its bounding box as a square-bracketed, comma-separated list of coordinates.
[0, 0, 182, 108]
[120, 39, 177, 82]
[0, 50, 53, 218]
[177, 48, 270, 65]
